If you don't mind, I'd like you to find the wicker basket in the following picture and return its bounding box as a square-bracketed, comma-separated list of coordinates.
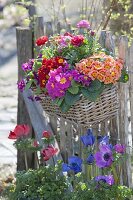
[40, 86, 118, 127]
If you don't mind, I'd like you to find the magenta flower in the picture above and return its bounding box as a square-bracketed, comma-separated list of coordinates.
[46, 79, 65, 99]
[94, 144, 113, 168]
[114, 144, 126, 154]
[59, 36, 72, 47]
[22, 59, 34, 71]
[77, 20, 90, 29]
[17, 79, 25, 92]
[90, 30, 95, 36]
[71, 35, 84, 46]
[95, 175, 114, 186]
[46, 67, 71, 99]
[71, 69, 91, 86]
[55, 74, 71, 89]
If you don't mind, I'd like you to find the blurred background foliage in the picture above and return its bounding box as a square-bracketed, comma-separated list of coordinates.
[0, 0, 132, 43]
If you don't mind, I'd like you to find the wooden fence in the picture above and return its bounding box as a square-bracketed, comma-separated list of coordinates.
[16, 17, 133, 187]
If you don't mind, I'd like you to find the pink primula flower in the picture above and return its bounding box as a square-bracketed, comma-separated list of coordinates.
[77, 20, 90, 29]
[41, 145, 58, 161]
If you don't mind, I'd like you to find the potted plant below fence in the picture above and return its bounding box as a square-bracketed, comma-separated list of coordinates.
[3, 124, 133, 200]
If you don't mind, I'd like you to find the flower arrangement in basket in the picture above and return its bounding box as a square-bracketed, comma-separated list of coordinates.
[18, 20, 128, 126]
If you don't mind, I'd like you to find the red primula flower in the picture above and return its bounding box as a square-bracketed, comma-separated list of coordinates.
[42, 131, 51, 138]
[71, 35, 84, 46]
[41, 145, 58, 161]
[8, 124, 30, 139]
[36, 36, 48, 46]
[38, 57, 65, 88]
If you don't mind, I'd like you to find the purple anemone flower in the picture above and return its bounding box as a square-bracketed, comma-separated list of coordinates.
[95, 175, 114, 186]
[114, 144, 126, 154]
[94, 144, 113, 168]
[87, 154, 94, 164]
[80, 129, 95, 147]
[77, 20, 90, 29]
[97, 135, 113, 150]
[62, 156, 82, 174]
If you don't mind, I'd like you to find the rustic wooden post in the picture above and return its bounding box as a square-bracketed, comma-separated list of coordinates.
[118, 36, 132, 186]
[45, 22, 53, 36]
[33, 17, 44, 57]
[16, 27, 35, 170]
[99, 30, 118, 141]
[129, 43, 133, 147]
[57, 21, 61, 34]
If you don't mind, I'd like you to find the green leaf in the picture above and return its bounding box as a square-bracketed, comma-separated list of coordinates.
[65, 91, 81, 106]
[57, 98, 64, 107]
[68, 86, 79, 94]
[33, 61, 42, 71]
[60, 100, 71, 112]
[88, 79, 102, 92]
[25, 80, 33, 90]
[119, 69, 129, 83]
[34, 87, 42, 95]
[53, 98, 64, 107]
[53, 98, 60, 105]
[81, 84, 104, 102]
[71, 80, 80, 87]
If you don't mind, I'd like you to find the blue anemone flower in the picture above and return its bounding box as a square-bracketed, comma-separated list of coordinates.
[97, 135, 109, 145]
[80, 129, 95, 146]
[86, 154, 94, 164]
[62, 156, 82, 174]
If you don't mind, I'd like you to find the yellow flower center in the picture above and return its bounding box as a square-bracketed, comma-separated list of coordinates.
[60, 77, 67, 84]
[58, 58, 64, 63]
[92, 72, 97, 78]
[46, 75, 49, 79]
[51, 83, 55, 88]
[111, 71, 116, 76]
[84, 76, 88, 80]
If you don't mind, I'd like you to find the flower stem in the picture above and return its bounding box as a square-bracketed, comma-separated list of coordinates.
[24, 151, 28, 170]
[111, 165, 119, 184]
[35, 152, 40, 169]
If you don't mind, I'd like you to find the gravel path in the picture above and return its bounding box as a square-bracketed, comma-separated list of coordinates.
[0, 27, 17, 198]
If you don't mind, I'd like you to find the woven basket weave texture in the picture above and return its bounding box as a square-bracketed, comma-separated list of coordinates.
[40, 86, 118, 127]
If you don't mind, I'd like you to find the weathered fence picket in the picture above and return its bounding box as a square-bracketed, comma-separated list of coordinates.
[16, 16, 133, 187]
[16, 27, 35, 170]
